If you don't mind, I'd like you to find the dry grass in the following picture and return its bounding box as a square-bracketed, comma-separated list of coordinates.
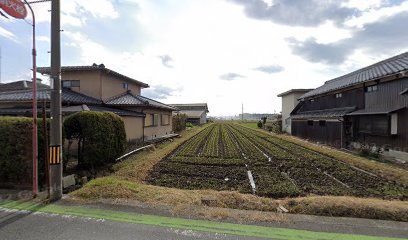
[281, 196, 408, 221]
[174, 205, 287, 223]
[71, 123, 408, 222]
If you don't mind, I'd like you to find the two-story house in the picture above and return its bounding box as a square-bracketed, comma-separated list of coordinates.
[291, 52, 408, 160]
[0, 64, 177, 143]
[277, 89, 312, 134]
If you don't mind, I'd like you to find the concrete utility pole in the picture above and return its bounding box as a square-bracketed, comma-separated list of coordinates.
[49, 0, 62, 201]
[241, 103, 244, 121]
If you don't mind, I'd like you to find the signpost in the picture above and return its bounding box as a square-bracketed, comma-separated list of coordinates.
[1, 0, 39, 197]
[0, 0, 27, 19]
[2, 0, 61, 200]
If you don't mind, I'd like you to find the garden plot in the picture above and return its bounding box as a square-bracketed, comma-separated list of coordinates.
[147, 123, 408, 199]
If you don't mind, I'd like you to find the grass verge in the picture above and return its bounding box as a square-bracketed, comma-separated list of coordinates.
[71, 123, 408, 222]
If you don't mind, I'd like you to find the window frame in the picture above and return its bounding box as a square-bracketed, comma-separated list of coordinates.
[62, 80, 80, 88]
[366, 84, 378, 93]
[161, 114, 170, 126]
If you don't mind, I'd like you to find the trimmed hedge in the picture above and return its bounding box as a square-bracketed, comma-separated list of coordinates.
[64, 111, 127, 169]
[0, 117, 48, 189]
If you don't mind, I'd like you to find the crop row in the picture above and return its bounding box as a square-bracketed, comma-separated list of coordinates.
[147, 123, 408, 199]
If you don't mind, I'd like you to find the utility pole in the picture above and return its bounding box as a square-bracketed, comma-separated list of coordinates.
[241, 103, 243, 121]
[49, 0, 62, 201]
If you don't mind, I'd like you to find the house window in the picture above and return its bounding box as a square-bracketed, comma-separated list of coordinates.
[62, 80, 80, 88]
[319, 120, 326, 126]
[335, 93, 342, 98]
[122, 82, 128, 90]
[153, 114, 159, 126]
[359, 115, 389, 135]
[145, 113, 160, 127]
[307, 120, 313, 126]
[161, 114, 170, 126]
[391, 113, 398, 135]
[366, 85, 378, 93]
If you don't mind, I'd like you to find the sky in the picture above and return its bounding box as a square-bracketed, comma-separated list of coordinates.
[1, 0, 408, 116]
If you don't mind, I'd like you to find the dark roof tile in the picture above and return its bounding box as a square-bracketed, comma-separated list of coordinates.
[106, 91, 177, 111]
[301, 52, 408, 99]
[291, 107, 356, 119]
[0, 88, 102, 105]
[0, 80, 50, 92]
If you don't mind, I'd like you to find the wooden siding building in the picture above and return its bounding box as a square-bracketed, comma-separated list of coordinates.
[291, 52, 408, 159]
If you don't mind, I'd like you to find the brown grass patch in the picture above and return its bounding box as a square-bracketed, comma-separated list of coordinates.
[71, 123, 408, 222]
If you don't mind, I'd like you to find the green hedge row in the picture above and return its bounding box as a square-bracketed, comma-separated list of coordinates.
[64, 111, 127, 169]
[0, 117, 48, 189]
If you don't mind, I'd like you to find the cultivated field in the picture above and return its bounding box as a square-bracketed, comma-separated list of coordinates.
[148, 123, 408, 199]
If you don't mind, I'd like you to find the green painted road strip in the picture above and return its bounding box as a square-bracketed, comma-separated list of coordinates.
[0, 200, 402, 240]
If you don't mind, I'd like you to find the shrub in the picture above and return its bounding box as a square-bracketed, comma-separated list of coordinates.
[257, 120, 263, 128]
[172, 113, 187, 133]
[64, 111, 127, 170]
[264, 120, 282, 133]
[186, 122, 194, 128]
[0, 117, 49, 189]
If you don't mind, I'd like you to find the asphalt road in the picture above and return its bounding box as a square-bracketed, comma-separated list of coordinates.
[0, 209, 261, 240]
[0, 200, 407, 240]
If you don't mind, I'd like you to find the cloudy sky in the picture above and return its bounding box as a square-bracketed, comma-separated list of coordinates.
[1, 0, 408, 116]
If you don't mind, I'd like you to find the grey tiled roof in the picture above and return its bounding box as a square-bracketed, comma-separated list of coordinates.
[138, 95, 178, 111]
[0, 105, 145, 117]
[170, 103, 208, 112]
[37, 64, 149, 88]
[291, 107, 356, 119]
[301, 52, 408, 99]
[106, 91, 177, 111]
[347, 106, 405, 116]
[0, 88, 102, 105]
[87, 106, 145, 117]
[178, 110, 206, 118]
[0, 80, 50, 91]
[62, 89, 103, 104]
[105, 91, 148, 105]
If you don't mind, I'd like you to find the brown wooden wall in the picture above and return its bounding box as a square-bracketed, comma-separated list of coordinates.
[299, 88, 364, 112]
[291, 120, 342, 148]
[365, 78, 408, 110]
[354, 109, 408, 152]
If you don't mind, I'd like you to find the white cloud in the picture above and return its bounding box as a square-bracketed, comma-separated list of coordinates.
[345, 1, 408, 28]
[0, 26, 17, 42]
[4, 0, 407, 116]
[36, 35, 50, 43]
